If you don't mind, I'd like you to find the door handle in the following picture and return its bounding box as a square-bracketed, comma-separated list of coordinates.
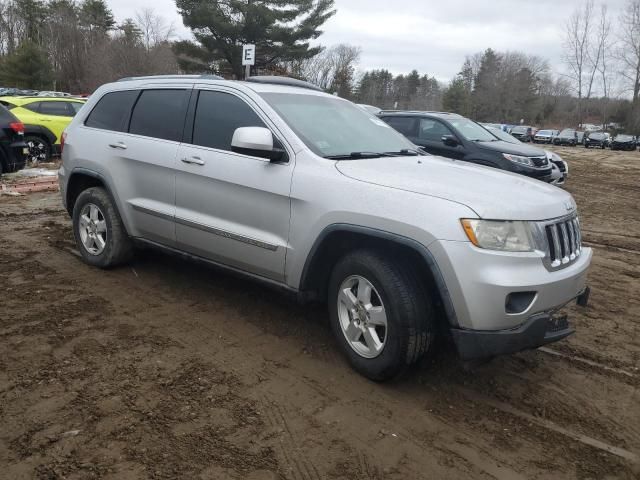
[108, 142, 127, 150]
[181, 156, 205, 166]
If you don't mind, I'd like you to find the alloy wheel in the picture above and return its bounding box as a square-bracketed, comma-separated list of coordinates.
[337, 275, 388, 358]
[78, 203, 107, 255]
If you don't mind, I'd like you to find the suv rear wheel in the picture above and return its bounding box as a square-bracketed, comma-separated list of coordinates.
[24, 136, 50, 165]
[72, 187, 133, 268]
[328, 249, 435, 381]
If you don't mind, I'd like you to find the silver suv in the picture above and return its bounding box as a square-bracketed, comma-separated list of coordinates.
[59, 75, 592, 380]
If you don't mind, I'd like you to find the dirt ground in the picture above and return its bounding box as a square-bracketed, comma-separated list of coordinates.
[1, 146, 639, 480]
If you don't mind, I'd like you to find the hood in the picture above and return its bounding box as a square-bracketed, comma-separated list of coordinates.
[474, 140, 547, 157]
[335, 155, 576, 221]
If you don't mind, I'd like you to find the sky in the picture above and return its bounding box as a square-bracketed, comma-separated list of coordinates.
[106, 0, 630, 83]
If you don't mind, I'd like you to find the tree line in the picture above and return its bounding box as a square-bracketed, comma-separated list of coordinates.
[2, 0, 640, 130]
[0, 0, 178, 92]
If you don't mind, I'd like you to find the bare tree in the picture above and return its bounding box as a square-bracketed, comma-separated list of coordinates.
[135, 7, 176, 51]
[290, 44, 361, 96]
[595, 5, 613, 126]
[563, 0, 601, 124]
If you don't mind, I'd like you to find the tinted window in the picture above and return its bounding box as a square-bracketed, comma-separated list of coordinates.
[69, 102, 84, 115]
[193, 91, 266, 150]
[39, 101, 74, 116]
[129, 89, 188, 142]
[0, 100, 16, 109]
[419, 119, 454, 141]
[85, 90, 139, 132]
[24, 102, 42, 113]
[0, 104, 18, 122]
[382, 117, 418, 137]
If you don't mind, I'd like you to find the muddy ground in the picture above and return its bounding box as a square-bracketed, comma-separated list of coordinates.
[1, 146, 639, 480]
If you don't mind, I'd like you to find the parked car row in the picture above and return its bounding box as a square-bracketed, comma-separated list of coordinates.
[0, 87, 77, 97]
[0, 95, 86, 165]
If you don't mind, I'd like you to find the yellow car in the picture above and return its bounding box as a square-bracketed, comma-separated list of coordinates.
[0, 96, 86, 163]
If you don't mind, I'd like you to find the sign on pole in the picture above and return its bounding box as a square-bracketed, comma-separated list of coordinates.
[242, 44, 255, 79]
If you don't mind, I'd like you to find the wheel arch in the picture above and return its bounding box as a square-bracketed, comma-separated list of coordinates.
[23, 124, 57, 145]
[298, 224, 459, 327]
[65, 168, 119, 218]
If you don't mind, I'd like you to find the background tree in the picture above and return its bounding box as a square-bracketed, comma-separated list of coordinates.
[175, 0, 336, 78]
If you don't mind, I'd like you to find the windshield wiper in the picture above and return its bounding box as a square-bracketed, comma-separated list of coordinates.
[382, 148, 426, 156]
[324, 151, 394, 160]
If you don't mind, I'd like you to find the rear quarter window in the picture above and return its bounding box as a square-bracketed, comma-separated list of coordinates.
[381, 116, 418, 137]
[85, 90, 139, 132]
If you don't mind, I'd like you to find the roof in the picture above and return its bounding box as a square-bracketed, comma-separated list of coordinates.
[378, 110, 463, 119]
[113, 74, 327, 95]
[0, 95, 86, 103]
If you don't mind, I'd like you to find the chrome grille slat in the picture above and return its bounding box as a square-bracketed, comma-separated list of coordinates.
[543, 214, 582, 270]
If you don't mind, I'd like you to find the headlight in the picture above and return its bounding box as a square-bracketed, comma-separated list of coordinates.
[502, 153, 534, 166]
[460, 219, 534, 252]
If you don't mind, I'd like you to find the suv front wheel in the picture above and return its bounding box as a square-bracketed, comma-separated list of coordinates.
[72, 187, 133, 268]
[328, 249, 435, 381]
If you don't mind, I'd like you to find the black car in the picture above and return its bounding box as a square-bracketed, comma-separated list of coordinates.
[0, 104, 27, 174]
[379, 112, 553, 182]
[585, 132, 611, 149]
[553, 128, 578, 146]
[510, 125, 535, 142]
[610, 134, 636, 151]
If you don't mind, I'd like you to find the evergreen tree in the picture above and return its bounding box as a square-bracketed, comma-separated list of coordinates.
[175, 0, 336, 78]
[0, 41, 52, 89]
[473, 48, 502, 121]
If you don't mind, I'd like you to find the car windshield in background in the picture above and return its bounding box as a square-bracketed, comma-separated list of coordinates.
[559, 129, 575, 137]
[537, 130, 552, 135]
[589, 133, 605, 140]
[615, 135, 634, 141]
[259, 93, 415, 158]
[487, 127, 520, 144]
[448, 118, 497, 142]
[511, 126, 528, 134]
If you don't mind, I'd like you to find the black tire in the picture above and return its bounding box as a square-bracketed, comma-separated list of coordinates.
[328, 249, 436, 381]
[72, 187, 133, 268]
[24, 135, 51, 165]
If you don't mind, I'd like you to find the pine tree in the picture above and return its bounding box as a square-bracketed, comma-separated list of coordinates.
[0, 41, 52, 89]
[175, 0, 336, 78]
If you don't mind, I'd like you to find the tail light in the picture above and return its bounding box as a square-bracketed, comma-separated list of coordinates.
[60, 131, 67, 154]
[9, 122, 24, 134]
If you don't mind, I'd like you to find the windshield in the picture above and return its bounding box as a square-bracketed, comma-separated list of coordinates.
[259, 92, 415, 157]
[616, 135, 633, 141]
[589, 133, 605, 139]
[448, 117, 497, 142]
[559, 129, 575, 137]
[487, 127, 520, 144]
[537, 130, 552, 135]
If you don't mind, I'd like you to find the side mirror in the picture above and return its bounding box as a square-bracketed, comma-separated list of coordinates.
[441, 135, 459, 147]
[231, 127, 285, 162]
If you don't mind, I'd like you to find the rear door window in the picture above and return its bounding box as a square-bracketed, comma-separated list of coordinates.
[192, 90, 267, 151]
[39, 101, 73, 116]
[85, 90, 139, 132]
[382, 117, 418, 137]
[129, 89, 189, 142]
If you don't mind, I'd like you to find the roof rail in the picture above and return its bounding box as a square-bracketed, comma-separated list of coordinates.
[117, 74, 223, 82]
[244, 76, 323, 92]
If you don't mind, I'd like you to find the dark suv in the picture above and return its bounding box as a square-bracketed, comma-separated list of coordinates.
[0, 104, 27, 174]
[379, 112, 553, 182]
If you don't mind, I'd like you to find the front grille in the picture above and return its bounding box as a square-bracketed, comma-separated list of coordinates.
[544, 215, 582, 269]
[531, 156, 548, 167]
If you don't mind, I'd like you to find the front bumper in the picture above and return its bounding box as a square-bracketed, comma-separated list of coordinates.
[428, 240, 593, 331]
[451, 288, 589, 360]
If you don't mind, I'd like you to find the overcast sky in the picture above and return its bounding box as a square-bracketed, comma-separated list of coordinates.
[107, 0, 629, 82]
